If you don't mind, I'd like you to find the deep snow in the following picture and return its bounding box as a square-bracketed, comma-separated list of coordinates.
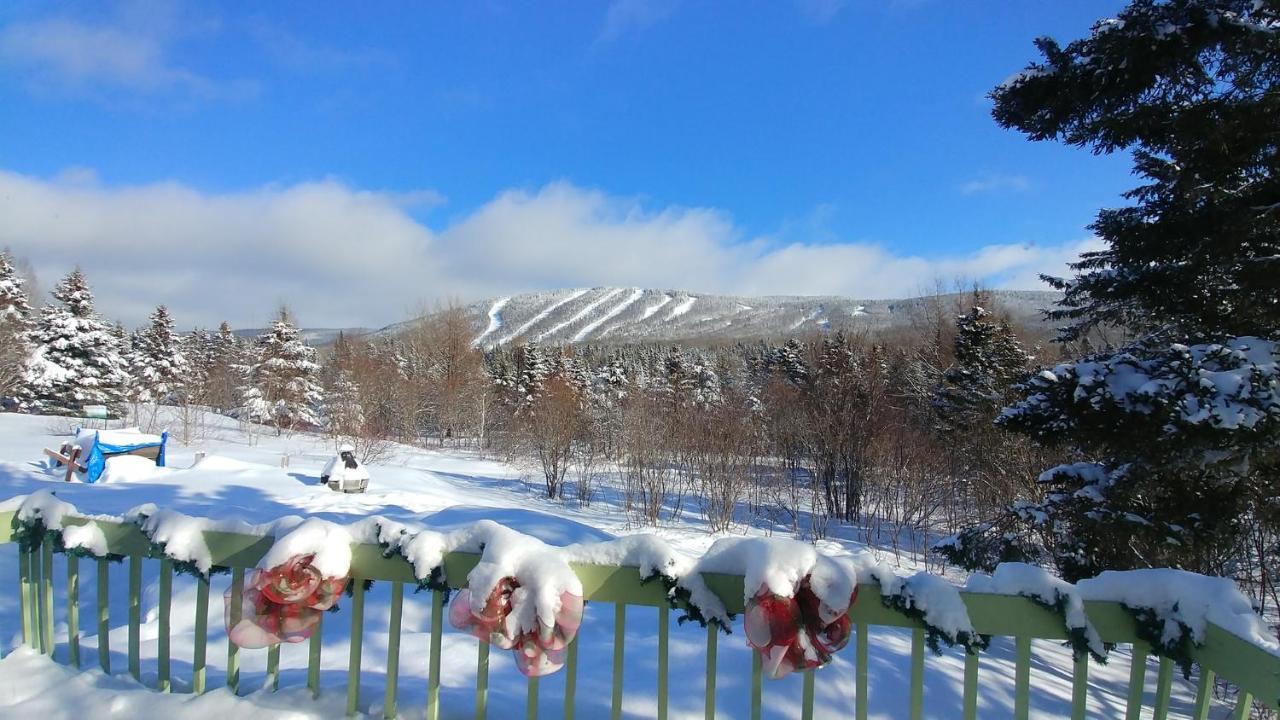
[0, 409, 1223, 718]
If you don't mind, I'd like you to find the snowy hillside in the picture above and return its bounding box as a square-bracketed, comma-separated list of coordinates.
[374, 288, 1061, 348]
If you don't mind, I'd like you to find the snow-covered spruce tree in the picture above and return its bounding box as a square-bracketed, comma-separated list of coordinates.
[933, 305, 1032, 434]
[26, 269, 131, 416]
[130, 305, 188, 404]
[0, 252, 36, 407]
[937, 0, 1280, 582]
[515, 342, 550, 408]
[245, 309, 324, 435]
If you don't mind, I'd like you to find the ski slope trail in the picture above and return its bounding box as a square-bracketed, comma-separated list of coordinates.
[639, 294, 672, 321]
[472, 297, 510, 347]
[789, 306, 824, 331]
[537, 288, 624, 341]
[574, 287, 643, 341]
[666, 296, 697, 321]
[498, 289, 589, 344]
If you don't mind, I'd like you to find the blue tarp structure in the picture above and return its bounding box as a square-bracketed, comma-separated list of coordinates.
[72, 428, 168, 484]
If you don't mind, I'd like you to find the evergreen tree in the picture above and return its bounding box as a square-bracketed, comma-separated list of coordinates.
[0, 252, 35, 406]
[130, 305, 188, 404]
[932, 305, 1031, 434]
[244, 309, 324, 434]
[772, 339, 810, 388]
[26, 270, 130, 416]
[516, 343, 551, 407]
[939, 0, 1280, 580]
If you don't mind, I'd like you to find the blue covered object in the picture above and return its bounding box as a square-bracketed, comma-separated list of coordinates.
[71, 428, 167, 484]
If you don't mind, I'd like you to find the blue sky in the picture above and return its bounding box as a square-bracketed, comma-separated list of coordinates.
[0, 1, 1132, 328]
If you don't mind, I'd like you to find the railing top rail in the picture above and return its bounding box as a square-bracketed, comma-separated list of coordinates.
[2, 509, 1277, 707]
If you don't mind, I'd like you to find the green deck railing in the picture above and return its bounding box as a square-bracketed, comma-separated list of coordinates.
[3, 509, 1278, 719]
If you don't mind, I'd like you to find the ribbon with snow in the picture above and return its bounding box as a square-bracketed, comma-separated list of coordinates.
[448, 576, 584, 677]
[226, 520, 353, 649]
[745, 574, 857, 678]
[226, 554, 348, 648]
[443, 521, 586, 677]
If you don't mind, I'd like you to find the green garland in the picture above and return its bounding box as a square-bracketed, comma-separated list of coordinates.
[642, 571, 734, 634]
[1124, 604, 1198, 679]
[1020, 591, 1110, 664]
[870, 571, 988, 655]
[413, 565, 451, 600]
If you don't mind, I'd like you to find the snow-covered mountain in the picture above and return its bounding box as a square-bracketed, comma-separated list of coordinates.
[232, 327, 372, 346]
[372, 287, 1062, 348]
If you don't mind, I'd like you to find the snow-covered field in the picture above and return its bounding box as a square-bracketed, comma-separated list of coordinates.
[0, 409, 1218, 718]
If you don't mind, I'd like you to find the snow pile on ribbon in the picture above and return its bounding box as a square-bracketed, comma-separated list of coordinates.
[225, 519, 352, 649]
[681, 537, 860, 678]
[446, 521, 584, 677]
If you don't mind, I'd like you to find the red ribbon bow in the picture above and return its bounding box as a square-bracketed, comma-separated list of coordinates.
[448, 576, 585, 677]
[744, 575, 856, 679]
[226, 554, 348, 649]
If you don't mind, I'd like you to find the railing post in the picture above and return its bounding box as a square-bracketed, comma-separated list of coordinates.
[157, 559, 172, 692]
[1125, 645, 1148, 720]
[67, 553, 80, 668]
[97, 557, 110, 672]
[476, 638, 490, 720]
[563, 634, 578, 720]
[383, 582, 404, 720]
[18, 547, 34, 648]
[41, 534, 55, 656]
[427, 588, 443, 720]
[346, 579, 366, 717]
[657, 606, 669, 720]
[611, 604, 625, 720]
[962, 649, 979, 720]
[128, 555, 142, 680]
[193, 574, 210, 694]
[1014, 636, 1031, 720]
[308, 615, 323, 699]
[704, 624, 717, 720]
[227, 567, 244, 693]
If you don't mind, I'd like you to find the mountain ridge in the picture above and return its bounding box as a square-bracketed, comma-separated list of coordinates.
[232, 288, 1062, 348]
[387, 287, 1062, 348]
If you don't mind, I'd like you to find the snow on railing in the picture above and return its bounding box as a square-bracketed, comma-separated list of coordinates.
[3, 489, 1278, 718]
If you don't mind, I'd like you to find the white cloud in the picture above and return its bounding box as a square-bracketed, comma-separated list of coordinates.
[0, 169, 1092, 330]
[0, 10, 253, 100]
[597, 0, 677, 44]
[959, 173, 1031, 195]
[795, 0, 847, 25]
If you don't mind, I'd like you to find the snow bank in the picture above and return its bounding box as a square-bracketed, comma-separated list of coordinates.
[131, 505, 215, 575]
[0, 647, 347, 719]
[563, 534, 686, 581]
[1078, 569, 1280, 657]
[99, 455, 170, 483]
[72, 427, 164, 454]
[872, 567, 979, 650]
[60, 522, 109, 557]
[967, 562, 1104, 658]
[17, 489, 77, 531]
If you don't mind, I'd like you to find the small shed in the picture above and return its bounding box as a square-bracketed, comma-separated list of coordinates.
[69, 428, 168, 484]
